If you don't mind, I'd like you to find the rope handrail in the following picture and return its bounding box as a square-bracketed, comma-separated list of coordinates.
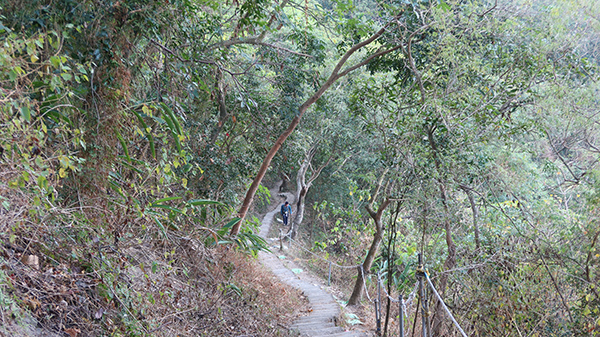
[272, 208, 471, 336]
[403, 282, 418, 320]
[286, 235, 362, 269]
[277, 222, 470, 337]
[424, 272, 468, 337]
[377, 274, 418, 306]
[379, 277, 399, 303]
[286, 234, 418, 308]
[360, 265, 374, 302]
[284, 234, 384, 305]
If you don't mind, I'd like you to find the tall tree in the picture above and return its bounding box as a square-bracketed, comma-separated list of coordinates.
[231, 0, 436, 235]
[347, 169, 393, 305]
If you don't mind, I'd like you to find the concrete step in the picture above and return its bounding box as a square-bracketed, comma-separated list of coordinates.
[325, 331, 370, 337]
[291, 320, 338, 326]
[293, 316, 336, 323]
[258, 205, 370, 337]
[293, 326, 345, 335]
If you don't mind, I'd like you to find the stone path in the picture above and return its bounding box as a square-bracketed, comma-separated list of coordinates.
[257, 193, 369, 337]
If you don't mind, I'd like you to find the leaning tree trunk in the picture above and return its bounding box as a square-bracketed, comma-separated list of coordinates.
[427, 125, 457, 336]
[209, 68, 228, 146]
[347, 221, 382, 305]
[232, 113, 303, 236]
[291, 187, 307, 239]
[290, 155, 310, 239]
[290, 145, 333, 239]
[348, 198, 391, 305]
[460, 185, 480, 250]
[230, 18, 409, 236]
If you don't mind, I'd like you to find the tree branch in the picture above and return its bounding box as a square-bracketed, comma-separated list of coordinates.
[545, 130, 581, 183]
[150, 38, 215, 65]
[208, 0, 291, 50]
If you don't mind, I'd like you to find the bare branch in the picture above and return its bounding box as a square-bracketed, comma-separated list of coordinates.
[150, 39, 215, 65]
[210, 38, 313, 57]
[545, 130, 581, 183]
[477, 0, 498, 17]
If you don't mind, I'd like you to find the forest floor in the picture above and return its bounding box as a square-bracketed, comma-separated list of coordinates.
[259, 188, 374, 337]
[0, 181, 378, 337]
[0, 186, 307, 336]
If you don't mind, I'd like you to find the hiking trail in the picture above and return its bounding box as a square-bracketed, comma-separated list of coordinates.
[257, 189, 370, 337]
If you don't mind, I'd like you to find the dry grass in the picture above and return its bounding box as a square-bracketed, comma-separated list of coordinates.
[0, 180, 308, 337]
[0, 224, 308, 336]
[121, 244, 307, 336]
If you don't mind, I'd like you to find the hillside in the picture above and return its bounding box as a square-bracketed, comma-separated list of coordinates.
[2, 0, 600, 336]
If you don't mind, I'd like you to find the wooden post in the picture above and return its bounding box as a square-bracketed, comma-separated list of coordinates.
[279, 228, 283, 251]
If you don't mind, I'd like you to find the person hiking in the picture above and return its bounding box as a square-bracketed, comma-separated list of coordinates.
[280, 201, 292, 226]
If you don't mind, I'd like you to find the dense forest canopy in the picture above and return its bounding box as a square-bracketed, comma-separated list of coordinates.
[1, 0, 599, 336]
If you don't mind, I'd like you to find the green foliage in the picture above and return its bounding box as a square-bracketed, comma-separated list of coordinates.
[254, 184, 272, 213]
[0, 2, 278, 333]
[0, 261, 20, 320]
[2, 0, 600, 335]
[215, 216, 270, 256]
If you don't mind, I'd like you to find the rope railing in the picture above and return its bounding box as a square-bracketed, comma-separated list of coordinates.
[287, 235, 361, 269]
[285, 233, 418, 310]
[273, 213, 468, 336]
[360, 265, 374, 302]
[424, 271, 468, 337]
[377, 274, 418, 306]
[286, 236, 469, 336]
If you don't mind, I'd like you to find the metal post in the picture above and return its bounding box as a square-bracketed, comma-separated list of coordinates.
[424, 283, 431, 337]
[418, 253, 428, 337]
[378, 272, 382, 310]
[375, 299, 381, 336]
[328, 261, 332, 286]
[399, 294, 404, 337]
[376, 272, 381, 336]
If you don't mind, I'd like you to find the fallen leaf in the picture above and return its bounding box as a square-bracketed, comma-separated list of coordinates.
[65, 328, 80, 337]
[24, 297, 41, 311]
[21, 254, 39, 270]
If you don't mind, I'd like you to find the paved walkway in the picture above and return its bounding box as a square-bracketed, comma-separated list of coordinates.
[257, 192, 369, 337]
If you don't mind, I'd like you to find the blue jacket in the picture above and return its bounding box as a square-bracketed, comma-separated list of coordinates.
[281, 204, 292, 216]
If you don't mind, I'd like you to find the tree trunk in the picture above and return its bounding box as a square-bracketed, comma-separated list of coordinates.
[291, 146, 329, 239]
[461, 185, 480, 250]
[291, 187, 307, 239]
[432, 216, 456, 335]
[383, 202, 401, 337]
[347, 219, 383, 305]
[279, 170, 290, 192]
[348, 199, 391, 305]
[231, 84, 337, 235]
[292, 155, 311, 238]
[232, 114, 302, 235]
[209, 68, 228, 146]
[230, 17, 410, 236]
[427, 125, 457, 336]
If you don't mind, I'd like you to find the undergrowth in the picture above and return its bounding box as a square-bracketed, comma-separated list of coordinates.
[0, 22, 304, 337]
[0, 227, 305, 336]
